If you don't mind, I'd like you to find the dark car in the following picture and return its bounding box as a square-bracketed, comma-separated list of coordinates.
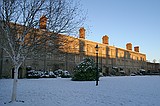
[27, 70, 41, 78]
[41, 71, 57, 78]
[54, 69, 63, 77]
[61, 70, 71, 78]
[49, 71, 57, 78]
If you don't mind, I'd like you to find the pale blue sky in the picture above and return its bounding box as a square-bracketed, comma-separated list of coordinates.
[80, 0, 160, 62]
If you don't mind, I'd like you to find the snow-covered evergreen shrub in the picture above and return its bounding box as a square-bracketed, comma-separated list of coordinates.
[72, 58, 97, 81]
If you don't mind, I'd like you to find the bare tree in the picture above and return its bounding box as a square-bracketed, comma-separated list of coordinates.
[0, 0, 84, 102]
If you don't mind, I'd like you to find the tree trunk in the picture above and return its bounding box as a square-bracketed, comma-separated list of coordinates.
[11, 65, 19, 102]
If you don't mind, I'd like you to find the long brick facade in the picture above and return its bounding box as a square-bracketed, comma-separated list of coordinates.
[1, 17, 159, 78]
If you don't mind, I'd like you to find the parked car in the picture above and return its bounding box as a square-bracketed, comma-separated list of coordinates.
[54, 69, 63, 77]
[119, 71, 126, 76]
[41, 72, 49, 78]
[27, 70, 41, 78]
[139, 69, 146, 75]
[54, 69, 71, 78]
[41, 71, 57, 78]
[130, 73, 136, 76]
[49, 71, 57, 78]
[61, 70, 71, 78]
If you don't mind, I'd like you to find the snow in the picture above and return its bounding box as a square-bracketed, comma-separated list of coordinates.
[0, 76, 160, 106]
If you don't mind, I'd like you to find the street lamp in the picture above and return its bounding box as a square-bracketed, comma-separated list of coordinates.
[95, 44, 99, 86]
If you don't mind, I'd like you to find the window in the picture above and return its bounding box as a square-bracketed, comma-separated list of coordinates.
[46, 53, 52, 59]
[75, 55, 80, 63]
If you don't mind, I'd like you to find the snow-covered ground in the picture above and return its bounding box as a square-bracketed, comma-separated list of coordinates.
[0, 76, 160, 106]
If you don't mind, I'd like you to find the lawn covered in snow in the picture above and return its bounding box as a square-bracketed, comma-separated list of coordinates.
[0, 76, 160, 106]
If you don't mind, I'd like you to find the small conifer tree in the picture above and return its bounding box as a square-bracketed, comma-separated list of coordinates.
[72, 58, 97, 81]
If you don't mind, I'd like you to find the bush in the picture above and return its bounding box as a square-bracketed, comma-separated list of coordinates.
[72, 58, 97, 81]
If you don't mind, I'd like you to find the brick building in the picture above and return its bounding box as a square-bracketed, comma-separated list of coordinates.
[146, 62, 160, 74]
[0, 17, 149, 78]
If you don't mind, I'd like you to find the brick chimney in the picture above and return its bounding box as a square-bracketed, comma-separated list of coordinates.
[79, 27, 85, 39]
[39, 15, 47, 29]
[134, 46, 139, 52]
[102, 35, 109, 44]
[126, 43, 132, 51]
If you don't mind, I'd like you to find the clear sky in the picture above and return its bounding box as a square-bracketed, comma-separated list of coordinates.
[80, 0, 160, 62]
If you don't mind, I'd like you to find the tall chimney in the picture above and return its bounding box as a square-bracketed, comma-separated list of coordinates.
[79, 27, 85, 39]
[39, 15, 47, 29]
[134, 46, 139, 52]
[102, 35, 109, 45]
[126, 43, 132, 51]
